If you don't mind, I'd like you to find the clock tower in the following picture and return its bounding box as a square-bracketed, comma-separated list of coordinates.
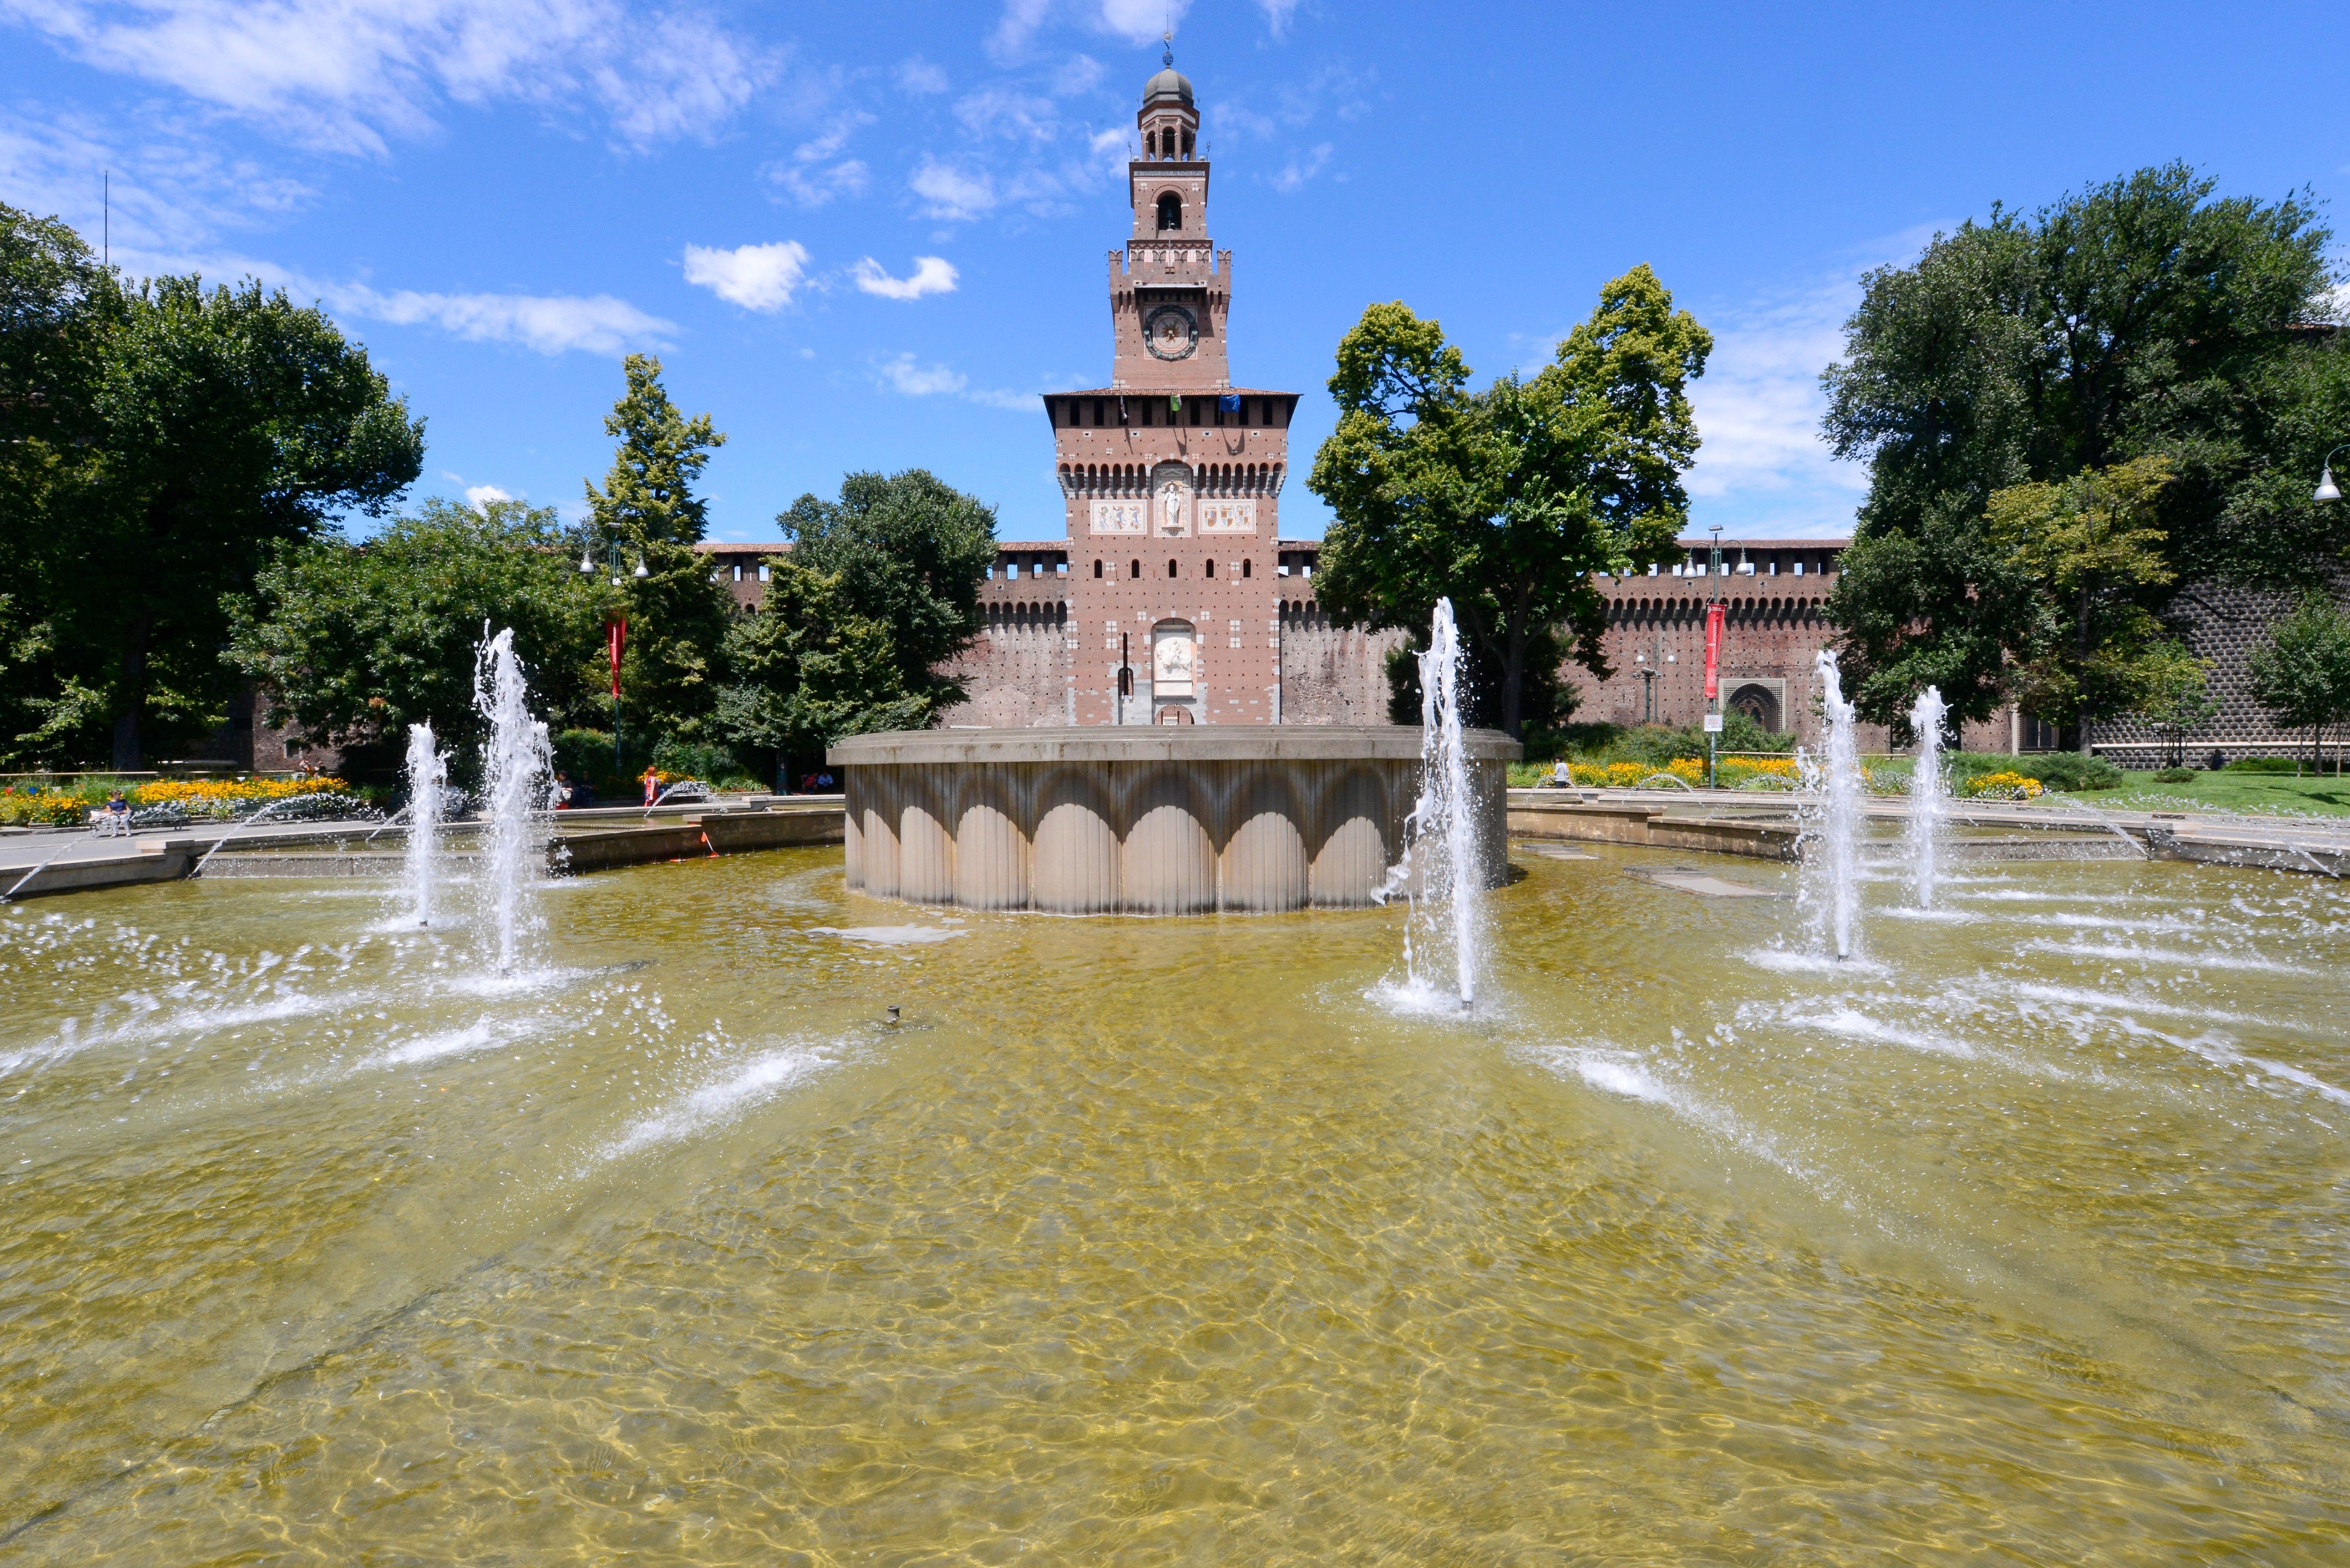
[1043, 47, 1296, 725]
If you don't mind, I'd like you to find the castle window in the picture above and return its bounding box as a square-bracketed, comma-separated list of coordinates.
[1205, 558, 1215, 578]
[1092, 398, 1104, 425]
[1182, 129, 1193, 157]
[1241, 559, 1251, 578]
[1130, 559, 1141, 579]
[1157, 193, 1182, 232]
[1167, 559, 1179, 578]
[1093, 559, 1103, 578]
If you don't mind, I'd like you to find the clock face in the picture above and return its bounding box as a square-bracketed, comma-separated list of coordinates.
[1144, 305, 1198, 361]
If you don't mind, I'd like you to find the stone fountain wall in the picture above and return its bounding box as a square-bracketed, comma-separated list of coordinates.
[830, 727, 1517, 914]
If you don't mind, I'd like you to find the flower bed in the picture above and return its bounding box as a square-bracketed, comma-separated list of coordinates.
[1959, 770, 2044, 801]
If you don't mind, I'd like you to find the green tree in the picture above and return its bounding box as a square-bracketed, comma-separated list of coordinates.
[1984, 457, 2179, 750]
[716, 559, 930, 771]
[226, 498, 602, 776]
[70, 276, 424, 766]
[2135, 642, 2222, 767]
[582, 354, 733, 746]
[2248, 593, 2350, 773]
[1309, 268, 1711, 738]
[776, 469, 997, 715]
[1821, 165, 2334, 728]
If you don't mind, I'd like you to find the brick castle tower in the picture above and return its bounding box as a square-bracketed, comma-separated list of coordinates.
[1044, 45, 1298, 724]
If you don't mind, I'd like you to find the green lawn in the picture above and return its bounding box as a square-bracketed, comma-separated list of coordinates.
[2065, 771, 2350, 819]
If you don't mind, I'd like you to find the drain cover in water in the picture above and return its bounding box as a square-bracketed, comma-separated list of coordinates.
[1628, 867, 1780, 898]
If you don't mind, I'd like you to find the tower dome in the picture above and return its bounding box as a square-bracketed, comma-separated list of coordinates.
[1141, 65, 1193, 107]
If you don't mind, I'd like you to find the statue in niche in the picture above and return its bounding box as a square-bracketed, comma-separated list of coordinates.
[1158, 475, 1189, 536]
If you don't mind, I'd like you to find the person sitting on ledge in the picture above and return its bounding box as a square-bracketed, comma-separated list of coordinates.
[553, 771, 573, 809]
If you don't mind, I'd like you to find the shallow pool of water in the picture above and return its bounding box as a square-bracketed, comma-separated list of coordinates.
[3, 845, 2346, 1561]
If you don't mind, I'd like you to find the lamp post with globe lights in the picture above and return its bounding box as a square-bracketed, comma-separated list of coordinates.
[578, 538, 649, 779]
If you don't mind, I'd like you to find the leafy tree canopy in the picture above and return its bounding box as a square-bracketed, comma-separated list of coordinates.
[1984, 457, 2178, 745]
[1309, 267, 1711, 738]
[227, 498, 601, 776]
[777, 468, 997, 714]
[2248, 593, 2350, 770]
[0, 202, 425, 767]
[1821, 164, 2336, 727]
[716, 559, 930, 766]
[580, 354, 733, 742]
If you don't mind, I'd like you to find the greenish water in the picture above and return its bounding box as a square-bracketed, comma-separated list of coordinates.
[2, 847, 2346, 1563]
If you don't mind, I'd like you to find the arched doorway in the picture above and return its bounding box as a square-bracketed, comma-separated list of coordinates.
[1726, 681, 1782, 733]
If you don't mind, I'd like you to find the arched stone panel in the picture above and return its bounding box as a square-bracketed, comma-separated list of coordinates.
[1309, 763, 1393, 907]
[896, 767, 955, 905]
[954, 768, 1029, 910]
[859, 766, 901, 900]
[1123, 766, 1215, 914]
[1221, 764, 1307, 911]
[1032, 766, 1119, 914]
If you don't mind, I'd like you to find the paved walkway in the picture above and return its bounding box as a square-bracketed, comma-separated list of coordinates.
[0, 796, 846, 878]
[1517, 786, 2350, 874]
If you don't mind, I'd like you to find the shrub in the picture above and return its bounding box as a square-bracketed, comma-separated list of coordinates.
[2017, 752, 2126, 792]
[2151, 766, 2197, 783]
[2224, 756, 2303, 774]
[650, 738, 759, 790]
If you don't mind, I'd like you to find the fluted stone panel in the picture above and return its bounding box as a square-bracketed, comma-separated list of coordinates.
[832, 727, 1518, 914]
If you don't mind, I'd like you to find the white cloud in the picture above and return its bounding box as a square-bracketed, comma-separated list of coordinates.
[1257, 0, 1298, 37]
[769, 112, 873, 206]
[1677, 233, 1942, 535]
[0, 104, 312, 255]
[330, 282, 673, 355]
[956, 85, 1060, 142]
[683, 240, 813, 312]
[852, 255, 958, 301]
[1052, 53, 1103, 96]
[465, 483, 515, 510]
[988, 0, 1191, 57]
[1096, 0, 1189, 46]
[988, 0, 1054, 58]
[1271, 142, 1331, 193]
[3, 0, 776, 155]
[895, 55, 948, 94]
[874, 352, 967, 396]
[873, 353, 1041, 412]
[910, 159, 997, 220]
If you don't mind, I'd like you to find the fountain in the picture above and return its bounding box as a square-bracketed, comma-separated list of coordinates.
[1905, 685, 1949, 909]
[471, 627, 556, 972]
[1799, 648, 1866, 959]
[827, 609, 1518, 913]
[403, 722, 448, 929]
[1392, 597, 1484, 1008]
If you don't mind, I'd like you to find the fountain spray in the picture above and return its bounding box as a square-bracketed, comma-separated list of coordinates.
[1396, 598, 1483, 1008]
[1904, 686, 1949, 910]
[403, 722, 448, 928]
[472, 628, 557, 974]
[1799, 649, 1865, 960]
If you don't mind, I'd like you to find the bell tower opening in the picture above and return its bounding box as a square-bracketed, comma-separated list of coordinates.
[1156, 193, 1182, 232]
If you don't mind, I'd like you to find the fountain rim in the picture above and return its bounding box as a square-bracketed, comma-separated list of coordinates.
[827, 725, 1522, 767]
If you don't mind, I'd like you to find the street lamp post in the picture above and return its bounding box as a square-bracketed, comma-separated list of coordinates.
[1705, 525, 1726, 788]
[579, 537, 649, 779]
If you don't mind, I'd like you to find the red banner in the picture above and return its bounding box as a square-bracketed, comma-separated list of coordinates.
[1703, 603, 1724, 701]
[608, 618, 626, 698]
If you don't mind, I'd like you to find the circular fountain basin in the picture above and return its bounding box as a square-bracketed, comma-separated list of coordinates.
[828, 725, 1520, 913]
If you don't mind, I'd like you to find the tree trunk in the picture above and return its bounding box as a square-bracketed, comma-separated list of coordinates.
[1501, 622, 1528, 740]
[110, 615, 152, 771]
[2076, 581, 2095, 754]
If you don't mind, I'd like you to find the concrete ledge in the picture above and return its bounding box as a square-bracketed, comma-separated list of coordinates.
[829, 725, 1518, 767]
[2, 838, 195, 898]
[1505, 798, 1801, 862]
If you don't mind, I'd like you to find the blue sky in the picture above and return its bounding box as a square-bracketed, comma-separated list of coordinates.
[5, 1, 2345, 544]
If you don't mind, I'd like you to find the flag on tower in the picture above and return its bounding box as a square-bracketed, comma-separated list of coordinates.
[1169, 392, 1182, 414]
[1219, 392, 1241, 412]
